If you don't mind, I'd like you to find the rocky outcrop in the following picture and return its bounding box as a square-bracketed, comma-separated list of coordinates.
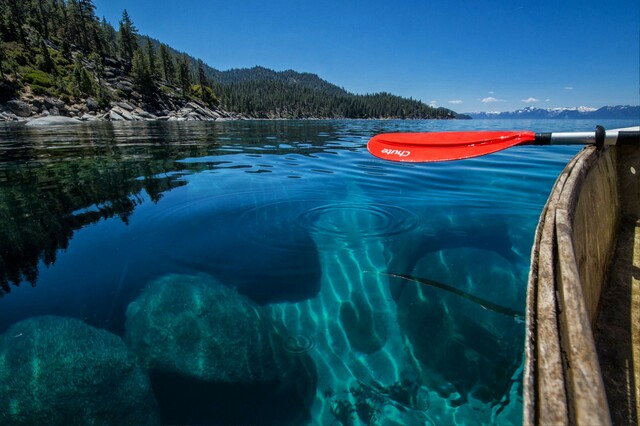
[0, 316, 160, 425]
[0, 51, 247, 123]
[5, 99, 32, 117]
[125, 273, 317, 425]
[0, 95, 245, 123]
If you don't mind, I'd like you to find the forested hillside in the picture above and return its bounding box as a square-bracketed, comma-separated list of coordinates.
[0, 0, 461, 120]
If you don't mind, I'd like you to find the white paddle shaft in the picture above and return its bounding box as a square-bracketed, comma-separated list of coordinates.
[542, 126, 639, 146]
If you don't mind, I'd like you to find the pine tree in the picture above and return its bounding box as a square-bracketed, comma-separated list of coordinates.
[197, 59, 208, 89]
[50, 1, 63, 20]
[35, 0, 50, 40]
[61, 37, 71, 58]
[38, 37, 55, 74]
[75, 0, 102, 52]
[72, 54, 93, 96]
[96, 82, 111, 109]
[145, 37, 159, 80]
[88, 52, 102, 82]
[118, 9, 138, 64]
[59, 0, 70, 42]
[66, 0, 88, 50]
[100, 17, 117, 57]
[177, 54, 191, 98]
[132, 49, 153, 96]
[159, 43, 175, 83]
[50, 0, 67, 41]
[195, 59, 217, 106]
[0, 41, 5, 80]
[5, 0, 26, 44]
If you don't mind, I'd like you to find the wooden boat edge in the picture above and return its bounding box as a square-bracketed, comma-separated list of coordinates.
[523, 144, 633, 425]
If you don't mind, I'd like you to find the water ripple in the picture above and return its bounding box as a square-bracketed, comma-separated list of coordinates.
[297, 202, 419, 240]
[282, 334, 316, 355]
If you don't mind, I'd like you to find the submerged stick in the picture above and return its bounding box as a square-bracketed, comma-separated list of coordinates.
[382, 272, 525, 320]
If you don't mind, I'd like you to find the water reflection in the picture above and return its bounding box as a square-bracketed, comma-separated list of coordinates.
[0, 121, 347, 296]
[0, 155, 186, 294]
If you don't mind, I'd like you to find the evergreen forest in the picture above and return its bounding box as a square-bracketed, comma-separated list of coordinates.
[0, 0, 462, 119]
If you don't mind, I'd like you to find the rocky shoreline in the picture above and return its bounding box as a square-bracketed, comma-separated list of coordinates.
[0, 97, 246, 124]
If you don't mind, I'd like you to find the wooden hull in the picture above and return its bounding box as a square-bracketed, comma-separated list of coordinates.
[524, 144, 639, 425]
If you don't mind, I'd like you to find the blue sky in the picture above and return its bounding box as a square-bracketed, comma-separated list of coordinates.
[93, 0, 639, 112]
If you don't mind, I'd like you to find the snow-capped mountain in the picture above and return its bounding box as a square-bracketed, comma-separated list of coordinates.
[466, 105, 638, 119]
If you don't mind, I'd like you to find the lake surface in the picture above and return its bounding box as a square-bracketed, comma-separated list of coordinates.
[0, 119, 635, 425]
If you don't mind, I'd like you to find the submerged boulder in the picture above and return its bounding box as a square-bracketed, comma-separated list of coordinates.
[392, 259, 524, 406]
[384, 214, 524, 405]
[0, 316, 160, 425]
[125, 273, 317, 425]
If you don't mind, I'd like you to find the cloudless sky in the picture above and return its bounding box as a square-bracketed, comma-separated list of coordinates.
[93, 0, 639, 112]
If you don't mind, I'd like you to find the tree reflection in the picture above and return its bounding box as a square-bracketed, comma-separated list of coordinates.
[0, 120, 343, 297]
[0, 157, 187, 295]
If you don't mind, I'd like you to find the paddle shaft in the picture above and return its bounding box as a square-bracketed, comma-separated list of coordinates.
[533, 127, 639, 146]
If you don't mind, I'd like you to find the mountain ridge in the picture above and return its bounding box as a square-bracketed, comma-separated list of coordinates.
[465, 105, 639, 120]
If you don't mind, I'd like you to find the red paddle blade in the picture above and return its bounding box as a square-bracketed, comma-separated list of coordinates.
[367, 131, 536, 162]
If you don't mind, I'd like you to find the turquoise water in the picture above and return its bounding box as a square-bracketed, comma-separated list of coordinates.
[0, 119, 635, 425]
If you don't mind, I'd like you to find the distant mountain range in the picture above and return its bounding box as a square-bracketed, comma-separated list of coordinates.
[466, 105, 639, 120]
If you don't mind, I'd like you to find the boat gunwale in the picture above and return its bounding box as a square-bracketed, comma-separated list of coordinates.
[524, 145, 614, 425]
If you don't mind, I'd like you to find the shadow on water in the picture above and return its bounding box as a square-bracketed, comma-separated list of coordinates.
[0, 121, 346, 300]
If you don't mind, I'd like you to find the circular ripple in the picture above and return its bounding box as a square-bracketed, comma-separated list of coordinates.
[282, 334, 316, 355]
[297, 202, 419, 239]
[236, 199, 325, 251]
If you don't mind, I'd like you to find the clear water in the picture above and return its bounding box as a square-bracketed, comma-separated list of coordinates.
[0, 119, 635, 425]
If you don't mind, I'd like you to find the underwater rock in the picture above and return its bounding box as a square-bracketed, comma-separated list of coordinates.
[339, 296, 387, 354]
[125, 273, 317, 425]
[385, 214, 525, 406]
[385, 216, 516, 301]
[394, 280, 523, 406]
[0, 316, 160, 425]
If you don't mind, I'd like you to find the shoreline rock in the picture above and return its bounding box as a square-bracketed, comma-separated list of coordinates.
[0, 96, 248, 124]
[25, 115, 83, 127]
